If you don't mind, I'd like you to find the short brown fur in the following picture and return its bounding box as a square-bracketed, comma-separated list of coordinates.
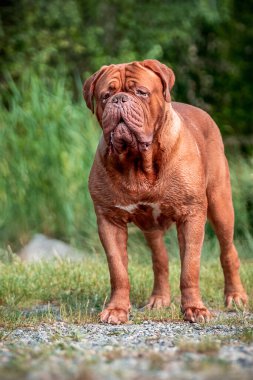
[83, 59, 248, 324]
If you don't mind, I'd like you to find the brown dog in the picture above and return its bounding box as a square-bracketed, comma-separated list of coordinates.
[83, 59, 248, 324]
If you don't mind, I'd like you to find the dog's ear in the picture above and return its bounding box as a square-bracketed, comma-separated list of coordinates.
[141, 59, 175, 102]
[83, 66, 108, 113]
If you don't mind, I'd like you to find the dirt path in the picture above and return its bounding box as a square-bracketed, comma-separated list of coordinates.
[0, 312, 252, 380]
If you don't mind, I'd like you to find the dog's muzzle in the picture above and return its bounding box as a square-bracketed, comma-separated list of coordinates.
[102, 93, 153, 154]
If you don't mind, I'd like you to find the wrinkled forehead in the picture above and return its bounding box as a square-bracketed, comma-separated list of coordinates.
[95, 62, 162, 93]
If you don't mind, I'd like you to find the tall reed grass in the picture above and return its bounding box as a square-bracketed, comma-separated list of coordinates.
[0, 73, 100, 250]
[0, 72, 252, 257]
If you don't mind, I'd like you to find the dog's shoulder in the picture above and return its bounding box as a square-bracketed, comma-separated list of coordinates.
[172, 101, 223, 144]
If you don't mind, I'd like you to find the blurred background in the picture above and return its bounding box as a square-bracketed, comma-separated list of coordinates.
[0, 0, 252, 256]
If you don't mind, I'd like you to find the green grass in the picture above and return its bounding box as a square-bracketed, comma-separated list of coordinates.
[233, 328, 253, 343]
[0, 72, 99, 249]
[0, 252, 252, 328]
[177, 337, 221, 354]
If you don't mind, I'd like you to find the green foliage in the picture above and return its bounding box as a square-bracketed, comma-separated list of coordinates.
[0, 72, 99, 248]
[1, 0, 252, 135]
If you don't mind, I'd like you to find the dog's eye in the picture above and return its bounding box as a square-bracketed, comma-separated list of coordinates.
[136, 89, 149, 97]
[102, 92, 110, 102]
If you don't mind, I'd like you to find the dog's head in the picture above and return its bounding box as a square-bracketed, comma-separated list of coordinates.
[83, 60, 175, 154]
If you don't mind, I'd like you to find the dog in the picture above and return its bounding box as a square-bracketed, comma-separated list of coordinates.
[83, 59, 248, 324]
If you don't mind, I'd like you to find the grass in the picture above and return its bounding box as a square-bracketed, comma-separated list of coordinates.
[0, 250, 252, 328]
[0, 72, 99, 250]
[233, 328, 253, 344]
[177, 337, 221, 354]
[0, 254, 251, 379]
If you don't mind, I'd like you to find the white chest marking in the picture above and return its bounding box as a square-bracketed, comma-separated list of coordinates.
[115, 202, 161, 223]
[195, 141, 200, 156]
[170, 107, 181, 137]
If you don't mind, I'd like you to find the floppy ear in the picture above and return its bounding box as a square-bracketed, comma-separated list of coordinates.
[83, 65, 108, 113]
[140, 59, 175, 102]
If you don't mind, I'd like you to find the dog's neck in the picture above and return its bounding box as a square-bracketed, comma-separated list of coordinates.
[102, 103, 181, 181]
[158, 103, 181, 151]
[140, 104, 181, 179]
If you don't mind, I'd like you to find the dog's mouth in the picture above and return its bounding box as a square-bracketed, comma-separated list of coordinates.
[102, 98, 153, 154]
[110, 120, 136, 154]
[110, 119, 152, 154]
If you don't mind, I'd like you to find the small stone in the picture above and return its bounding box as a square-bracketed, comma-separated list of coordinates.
[18, 234, 84, 262]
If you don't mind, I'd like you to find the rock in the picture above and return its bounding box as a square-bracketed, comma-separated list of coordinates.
[19, 234, 84, 262]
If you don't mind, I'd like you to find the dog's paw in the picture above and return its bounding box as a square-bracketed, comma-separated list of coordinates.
[183, 307, 212, 323]
[100, 307, 129, 324]
[145, 295, 171, 310]
[225, 291, 248, 310]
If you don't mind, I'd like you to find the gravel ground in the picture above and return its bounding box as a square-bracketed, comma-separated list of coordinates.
[0, 312, 252, 380]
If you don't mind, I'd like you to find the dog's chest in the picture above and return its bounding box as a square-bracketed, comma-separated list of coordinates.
[90, 159, 203, 230]
[114, 200, 176, 230]
[115, 202, 161, 222]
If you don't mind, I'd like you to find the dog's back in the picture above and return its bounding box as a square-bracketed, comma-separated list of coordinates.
[172, 101, 228, 190]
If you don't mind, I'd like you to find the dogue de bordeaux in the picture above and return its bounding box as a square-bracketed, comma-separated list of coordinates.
[83, 59, 248, 324]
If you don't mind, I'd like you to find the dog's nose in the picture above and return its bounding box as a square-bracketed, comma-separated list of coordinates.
[112, 93, 129, 104]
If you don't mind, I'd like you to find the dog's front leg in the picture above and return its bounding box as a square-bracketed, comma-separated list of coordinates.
[96, 211, 130, 324]
[144, 230, 170, 309]
[177, 214, 212, 323]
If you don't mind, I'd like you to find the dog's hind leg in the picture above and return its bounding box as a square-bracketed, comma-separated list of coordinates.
[143, 230, 171, 309]
[207, 162, 248, 309]
[177, 213, 212, 323]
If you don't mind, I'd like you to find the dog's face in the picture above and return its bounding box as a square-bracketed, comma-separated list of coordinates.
[83, 59, 175, 154]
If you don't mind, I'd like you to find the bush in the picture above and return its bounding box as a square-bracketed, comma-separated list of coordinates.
[1, 0, 253, 136]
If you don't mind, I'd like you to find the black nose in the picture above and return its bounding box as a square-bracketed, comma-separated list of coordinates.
[112, 93, 129, 104]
